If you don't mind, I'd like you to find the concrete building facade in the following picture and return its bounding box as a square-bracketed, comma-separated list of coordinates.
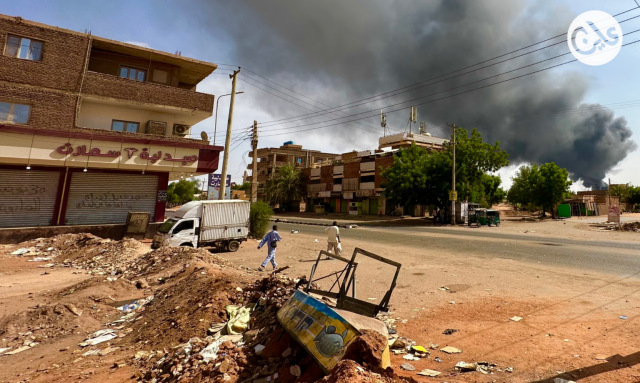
[0, 14, 222, 230]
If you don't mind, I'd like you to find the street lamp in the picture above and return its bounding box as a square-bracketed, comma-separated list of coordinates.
[214, 91, 244, 145]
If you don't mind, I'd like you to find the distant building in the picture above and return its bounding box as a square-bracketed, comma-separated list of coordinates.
[0, 14, 222, 228]
[378, 132, 448, 150]
[246, 142, 338, 200]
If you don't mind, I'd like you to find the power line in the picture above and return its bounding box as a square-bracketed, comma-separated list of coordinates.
[239, 28, 640, 137]
[251, 38, 640, 138]
[254, 11, 640, 127]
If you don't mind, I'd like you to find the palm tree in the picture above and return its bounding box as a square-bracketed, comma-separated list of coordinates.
[265, 164, 306, 210]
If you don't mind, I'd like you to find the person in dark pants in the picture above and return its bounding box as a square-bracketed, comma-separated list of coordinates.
[257, 225, 282, 272]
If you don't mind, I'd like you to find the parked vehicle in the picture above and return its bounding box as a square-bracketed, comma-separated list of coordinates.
[468, 208, 501, 227]
[152, 200, 250, 251]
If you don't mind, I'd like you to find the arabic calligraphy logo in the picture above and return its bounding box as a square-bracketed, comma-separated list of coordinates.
[567, 10, 623, 66]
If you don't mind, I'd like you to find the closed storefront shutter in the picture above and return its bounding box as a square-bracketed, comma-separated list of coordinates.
[0, 169, 61, 227]
[64, 172, 158, 225]
[369, 198, 379, 215]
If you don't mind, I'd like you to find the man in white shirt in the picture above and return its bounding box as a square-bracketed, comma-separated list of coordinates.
[324, 221, 341, 257]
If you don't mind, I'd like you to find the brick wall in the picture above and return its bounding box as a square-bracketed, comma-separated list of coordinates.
[0, 84, 77, 130]
[320, 165, 333, 185]
[82, 71, 214, 112]
[344, 161, 360, 178]
[0, 17, 88, 92]
[375, 155, 395, 188]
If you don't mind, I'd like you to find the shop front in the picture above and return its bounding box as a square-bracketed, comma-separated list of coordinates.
[0, 127, 221, 229]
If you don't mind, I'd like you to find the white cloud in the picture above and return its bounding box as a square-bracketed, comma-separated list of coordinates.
[124, 41, 151, 48]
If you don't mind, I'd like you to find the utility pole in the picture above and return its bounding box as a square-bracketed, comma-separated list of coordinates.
[449, 123, 457, 225]
[218, 68, 240, 200]
[251, 120, 259, 204]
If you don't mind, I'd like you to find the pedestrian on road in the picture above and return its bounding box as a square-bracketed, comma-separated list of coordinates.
[257, 225, 282, 272]
[324, 221, 341, 258]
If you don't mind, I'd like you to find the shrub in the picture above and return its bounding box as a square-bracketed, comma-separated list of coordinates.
[249, 202, 273, 239]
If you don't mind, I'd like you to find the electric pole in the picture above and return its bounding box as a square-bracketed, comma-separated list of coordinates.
[251, 120, 259, 204]
[449, 123, 457, 225]
[218, 68, 240, 200]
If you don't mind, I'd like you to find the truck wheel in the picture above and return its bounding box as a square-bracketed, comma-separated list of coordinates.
[228, 241, 240, 252]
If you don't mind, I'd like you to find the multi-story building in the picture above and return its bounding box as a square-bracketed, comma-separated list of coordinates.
[302, 132, 448, 216]
[246, 142, 337, 200]
[0, 14, 222, 229]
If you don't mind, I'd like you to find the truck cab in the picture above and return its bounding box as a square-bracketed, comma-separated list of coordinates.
[152, 200, 250, 252]
[154, 217, 200, 248]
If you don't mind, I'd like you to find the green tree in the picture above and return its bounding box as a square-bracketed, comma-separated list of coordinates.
[167, 179, 200, 205]
[507, 163, 572, 217]
[249, 201, 273, 238]
[233, 182, 251, 191]
[627, 185, 640, 209]
[265, 164, 306, 210]
[382, 127, 509, 210]
[481, 174, 506, 207]
[610, 183, 630, 203]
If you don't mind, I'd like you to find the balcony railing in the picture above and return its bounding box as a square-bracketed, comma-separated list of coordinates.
[360, 182, 375, 190]
[82, 71, 214, 112]
[333, 184, 342, 192]
[308, 183, 327, 193]
[342, 178, 359, 191]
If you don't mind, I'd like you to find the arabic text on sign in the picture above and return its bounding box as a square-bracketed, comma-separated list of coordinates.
[55, 144, 198, 164]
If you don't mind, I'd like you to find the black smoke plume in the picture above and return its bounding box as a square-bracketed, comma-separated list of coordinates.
[181, 0, 636, 188]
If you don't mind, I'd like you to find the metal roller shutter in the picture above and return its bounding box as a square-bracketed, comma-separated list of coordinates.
[65, 173, 158, 225]
[0, 169, 61, 227]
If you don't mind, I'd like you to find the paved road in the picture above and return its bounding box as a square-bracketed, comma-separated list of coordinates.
[277, 222, 640, 278]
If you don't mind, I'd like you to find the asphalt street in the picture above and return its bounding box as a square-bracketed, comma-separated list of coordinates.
[277, 222, 640, 278]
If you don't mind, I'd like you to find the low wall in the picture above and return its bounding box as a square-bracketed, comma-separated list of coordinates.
[0, 223, 162, 244]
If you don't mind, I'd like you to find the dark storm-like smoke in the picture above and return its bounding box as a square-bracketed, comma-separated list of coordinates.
[184, 0, 636, 188]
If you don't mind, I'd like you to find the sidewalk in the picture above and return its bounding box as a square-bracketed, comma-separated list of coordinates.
[272, 212, 434, 227]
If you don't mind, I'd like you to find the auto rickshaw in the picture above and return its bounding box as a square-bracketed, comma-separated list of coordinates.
[468, 208, 501, 227]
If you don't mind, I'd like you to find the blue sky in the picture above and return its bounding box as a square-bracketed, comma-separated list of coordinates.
[3, 0, 640, 189]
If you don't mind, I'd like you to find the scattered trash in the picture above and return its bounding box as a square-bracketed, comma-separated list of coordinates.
[80, 329, 117, 347]
[28, 257, 52, 262]
[449, 301, 456, 304]
[64, 303, 82, 316]
[553, 379, 576, 383]
[429, 342, 439, 350]
[443, 328, 459, 335]
[400, 363, 415, 371]
[226, 305, 251, 334]
[98, 346, 119, 356]
[505, 366, 514, 373]
[367, 297, 378, 301]
[434, 357, 442, 363]
[439, 287, 450, 291]
[564, 339, 569, 342]
[619, 316, 628, 320]
[290, 230, 299, 234]
[510, 316, 523, 322]
[412, 345, 428, 353]
[455, 361, 478, 372]
[4, 346, 32, 355]
[11, 248, 30, 255]
[440, 346, 462, 354]
[417, 369, 441, 377]
[403, 354, 420, 361]
[0, 347, 11, 355]
[595, 355, 608, 360]
[82, 349, 100, 357]
[313, 239, 319, 242]
[199, 339, 223, 363]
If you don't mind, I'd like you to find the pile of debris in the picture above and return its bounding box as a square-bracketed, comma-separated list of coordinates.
[616, 221, 640, 232]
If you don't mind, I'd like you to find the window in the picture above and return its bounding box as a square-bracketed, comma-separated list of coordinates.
[0, 102, 31, 124]
[152, 69, 168, 83]
[4, 35, 43, 61]
[111, 120, 139, 133]
[360, 175, 375, 183]
[173, 220, 194, 234]
[119, 66, 146, 81]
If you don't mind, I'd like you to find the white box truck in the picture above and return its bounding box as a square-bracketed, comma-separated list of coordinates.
[152, 200, 250, 252]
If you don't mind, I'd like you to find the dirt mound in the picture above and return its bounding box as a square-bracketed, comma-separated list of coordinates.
[7, 233, 149, 275]
[343, 330, 388, 371]
[317, 360, 406, 383]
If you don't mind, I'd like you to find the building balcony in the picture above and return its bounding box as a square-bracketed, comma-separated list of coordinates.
[308, 183, 327, 193]
[82, 71, 214, 113]
[333, 184, 342, 192]
[360, 182, 375, 190]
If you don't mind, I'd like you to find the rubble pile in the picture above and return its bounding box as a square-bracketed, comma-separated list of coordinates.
[8, 233, 148, 275]
[616, 221, 640, 232]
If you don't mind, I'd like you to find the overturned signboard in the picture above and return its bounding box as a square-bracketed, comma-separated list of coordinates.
[277, 290, 360, 373]
[277, 248, 398, 373]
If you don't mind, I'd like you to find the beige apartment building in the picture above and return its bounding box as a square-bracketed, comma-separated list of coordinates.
[0, 14, 222, 229]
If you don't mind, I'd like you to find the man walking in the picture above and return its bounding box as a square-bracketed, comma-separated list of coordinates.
[257, 225, 282, 272]
[324, 221, 341, 257]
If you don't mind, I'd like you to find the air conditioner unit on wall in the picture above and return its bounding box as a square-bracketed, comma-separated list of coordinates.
[173, 124, 190, 137]
[146, 120, 167, 136]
